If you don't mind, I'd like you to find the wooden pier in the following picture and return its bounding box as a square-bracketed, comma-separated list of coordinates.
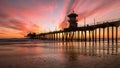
[27, 12, 120, 42]
[27, 20, 120, 42]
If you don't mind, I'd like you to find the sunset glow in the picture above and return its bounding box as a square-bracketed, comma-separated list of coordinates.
[0, 0, 120, 38]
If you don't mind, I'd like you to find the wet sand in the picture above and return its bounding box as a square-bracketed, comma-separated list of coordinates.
[0, 39, 120, 68]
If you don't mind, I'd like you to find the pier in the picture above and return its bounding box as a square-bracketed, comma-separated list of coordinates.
[27, 12, 120, 42]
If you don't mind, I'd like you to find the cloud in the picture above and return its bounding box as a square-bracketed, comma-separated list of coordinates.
[0, 0, 57, 38]
[58, 0, 84, 29]
[0, 0, 120, 38]
[77, 0, 120, 20]
[0, 13, 9, 19]
[0, 12, 42, 38]
[59, 0, 120, 29]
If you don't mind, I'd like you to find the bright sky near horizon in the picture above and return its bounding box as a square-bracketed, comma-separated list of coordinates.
[0, 0, 120, 38]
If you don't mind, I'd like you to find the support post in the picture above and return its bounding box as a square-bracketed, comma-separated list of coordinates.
[116, 26, 118, 55]
[78, 30, 80, 41]
[85, 30, 87, 41]
[92, 30, 94, 41]
[116, 26, 118, 43]
[103, 28, 105, 42]
[112, 26, 114, 43]
[89, 30, 91, 42]
[99, 28, 101, 42]
[107, 27, 109, 54]
[62, 32, 64, 41]
[112, 26, 114, 54]
[107, 27, 109, 43]
[54, 33, 55, 40]
[95, 29, 97, 42]
[81, 31, 83, 41]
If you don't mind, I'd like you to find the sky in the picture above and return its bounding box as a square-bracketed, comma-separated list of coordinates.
[0, 0, 120, 38]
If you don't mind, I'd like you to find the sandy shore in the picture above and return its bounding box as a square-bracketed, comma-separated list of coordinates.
[0, 39, 120, 68]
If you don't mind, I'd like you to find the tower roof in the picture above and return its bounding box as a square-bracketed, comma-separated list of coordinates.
[68, 11, 78, 17]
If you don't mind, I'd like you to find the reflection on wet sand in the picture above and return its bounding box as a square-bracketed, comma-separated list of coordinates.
[0, 39, 120, 68]
[52, 40, 120, 68]
[56, 40, 118, 58]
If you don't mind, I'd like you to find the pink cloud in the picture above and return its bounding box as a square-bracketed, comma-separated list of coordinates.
[59, 0, 120, 29]
[0, 0, 120, 38]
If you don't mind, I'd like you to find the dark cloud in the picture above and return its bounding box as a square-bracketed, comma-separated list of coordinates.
[0, 9, 14, 19]
[0, 13, 9, 18]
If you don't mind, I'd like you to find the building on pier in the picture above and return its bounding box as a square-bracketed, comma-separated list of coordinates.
[66, 11, 78, 30]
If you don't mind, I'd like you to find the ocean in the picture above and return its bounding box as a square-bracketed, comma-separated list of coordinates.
[0, 38, 120, 68]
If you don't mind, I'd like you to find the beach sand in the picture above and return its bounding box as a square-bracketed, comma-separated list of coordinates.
[0, 39, 120, 68]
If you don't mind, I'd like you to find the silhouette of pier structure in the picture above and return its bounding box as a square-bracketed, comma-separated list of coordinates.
[27, 12, 120, 42]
